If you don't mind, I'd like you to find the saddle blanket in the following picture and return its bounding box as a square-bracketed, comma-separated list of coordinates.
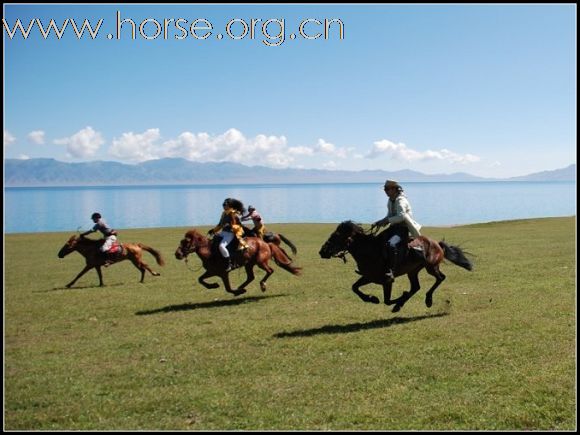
[107, 243, 123, 255]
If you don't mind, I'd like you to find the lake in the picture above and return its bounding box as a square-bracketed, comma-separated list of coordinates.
[4, 181, 576, 234]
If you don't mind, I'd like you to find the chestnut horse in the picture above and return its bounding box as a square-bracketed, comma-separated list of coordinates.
[57, 235, 165, 288]
[243, 226, 298, 257]
[319, 221, 472, 312]
[175, 229, 301, 297]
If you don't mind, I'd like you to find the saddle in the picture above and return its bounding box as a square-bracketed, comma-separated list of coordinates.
[262, 232, 276, 243]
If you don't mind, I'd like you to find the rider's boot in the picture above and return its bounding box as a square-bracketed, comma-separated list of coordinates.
[224, 256, 233, 272]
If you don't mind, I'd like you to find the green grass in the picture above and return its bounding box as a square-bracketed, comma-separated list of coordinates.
[4, 217, 576, 430]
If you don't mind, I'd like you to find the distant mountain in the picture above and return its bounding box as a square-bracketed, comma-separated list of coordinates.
[507, 164, 576, 182]
[3, 158, 575, 187]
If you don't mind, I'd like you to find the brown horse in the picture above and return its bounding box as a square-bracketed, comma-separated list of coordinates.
[319, 221, 472, 312]
[57, 235, 165, 288]
[243, 226, 298, 257]
[174, 229, 301, 297]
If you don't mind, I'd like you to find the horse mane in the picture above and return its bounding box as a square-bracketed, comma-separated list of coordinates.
[339, 220, 366, 236]
[185, 229, 202, 238]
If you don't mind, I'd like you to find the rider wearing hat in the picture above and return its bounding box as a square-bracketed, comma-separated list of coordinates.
[208, 198, 249, 271]
[372, 180, 422, 282]
[80, 212, 119, 263]
[241, 205, 266, 239]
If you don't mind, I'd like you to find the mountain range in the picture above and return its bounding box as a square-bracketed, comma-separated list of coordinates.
[4, 158, 576, 187]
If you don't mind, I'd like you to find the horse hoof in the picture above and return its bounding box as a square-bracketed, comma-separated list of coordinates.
[233, 289, 247, 297]
[425, 297, 433, 308]
[260, 284, 267, 292]
[392, 304, 402, 313]
[368, 296, 380, 304]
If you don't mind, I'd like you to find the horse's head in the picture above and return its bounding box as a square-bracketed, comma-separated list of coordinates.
[58, 235, 79, 258]
[175, 229, 204, 260]
[319, 221, 364, 259]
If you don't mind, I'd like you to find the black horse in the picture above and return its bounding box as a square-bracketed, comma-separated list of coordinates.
[319, 221, 472, 312]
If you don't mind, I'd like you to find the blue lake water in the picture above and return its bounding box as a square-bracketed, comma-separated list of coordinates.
[4, 182, 576, 234]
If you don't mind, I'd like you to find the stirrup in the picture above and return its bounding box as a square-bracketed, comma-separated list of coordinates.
[385, 269, 395, 282]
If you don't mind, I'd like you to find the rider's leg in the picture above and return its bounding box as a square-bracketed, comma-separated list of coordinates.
[219, 232, 234, 271]
[385, 234, 401, 282]
[100, 235, 117, 265]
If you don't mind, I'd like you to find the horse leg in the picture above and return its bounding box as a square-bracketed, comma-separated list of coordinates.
[198, 271, 220, 289]
[381, 279, 396, 306]
[66, 265, 96, 288]
[221, 272, 246, 297]
[236, 264, 256, 292]
[424, 265, 446, 308]
[352, 277, 380, 304]
[392, 269, 421, 313]
[95, 266, 104, 287]
[256, 261, 274, 292]
[128, 254, 159, 283]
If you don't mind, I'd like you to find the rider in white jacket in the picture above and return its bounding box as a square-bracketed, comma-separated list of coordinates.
[372, 180, 422, 281]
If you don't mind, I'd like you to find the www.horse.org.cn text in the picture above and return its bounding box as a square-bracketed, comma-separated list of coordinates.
[2, 11, 345, 47]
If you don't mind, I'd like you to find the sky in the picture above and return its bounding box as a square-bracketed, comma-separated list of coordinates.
[3, 4, 577, 178]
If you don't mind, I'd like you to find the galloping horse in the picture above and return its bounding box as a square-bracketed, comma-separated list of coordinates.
[175, 229, 301, 297]
[319, 221, 472, 312]
[242, 226, 298, 257]
[57, 235, 165, 288]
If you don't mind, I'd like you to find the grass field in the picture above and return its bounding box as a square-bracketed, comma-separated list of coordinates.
[4, 217, 576, 430]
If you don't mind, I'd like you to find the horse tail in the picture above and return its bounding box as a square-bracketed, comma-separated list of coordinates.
[138, 244, 166, 266]
[269, 243, 301, 276]
[278, 233, 298, 256]
[439, 241, 472, 271]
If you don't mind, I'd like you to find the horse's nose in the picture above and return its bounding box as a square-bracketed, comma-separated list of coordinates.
[175, 250, 183, 260]
[319, 247, 331, 259]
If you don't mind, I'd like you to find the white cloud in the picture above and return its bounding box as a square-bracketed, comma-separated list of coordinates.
[316, 138, 336, 154]
[27, 130, 45, 145]
[288, 145, 315, 156]
[109, 128, 162, 162]
[54, 126, 104, 158]
[160, 128, 291, 167]
[4, 130, 16, 147]
[366, 139, 481, 164]
[17, 154, 30, 160]
[101, 128, 352, 169]
[287, 138, 349, 160]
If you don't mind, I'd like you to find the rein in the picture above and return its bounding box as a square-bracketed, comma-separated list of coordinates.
[183, 256, 203, 273]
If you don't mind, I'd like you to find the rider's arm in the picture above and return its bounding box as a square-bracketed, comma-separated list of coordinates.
[80, 224, 97, 237]
[209, 211, 227, 235]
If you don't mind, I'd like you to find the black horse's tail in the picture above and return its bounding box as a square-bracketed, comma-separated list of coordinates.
[439, 241, 472, 271]
[278, 233, 298, 255]
[269, 243, 301, 276]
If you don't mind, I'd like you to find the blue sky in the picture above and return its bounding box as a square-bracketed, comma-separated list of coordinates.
[3, 4, 576, 178]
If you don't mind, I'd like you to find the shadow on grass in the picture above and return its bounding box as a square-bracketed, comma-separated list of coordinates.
[39, 282, 126, 293]
[273, 312, 449, 338]
[135, 294, 288, 315]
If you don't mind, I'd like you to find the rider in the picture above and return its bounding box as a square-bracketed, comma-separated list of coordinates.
[241, 205, 266, 239]
[372, 180, 422, 282]
[80, 212, 118, 264]
[208, 198, 249, 271]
